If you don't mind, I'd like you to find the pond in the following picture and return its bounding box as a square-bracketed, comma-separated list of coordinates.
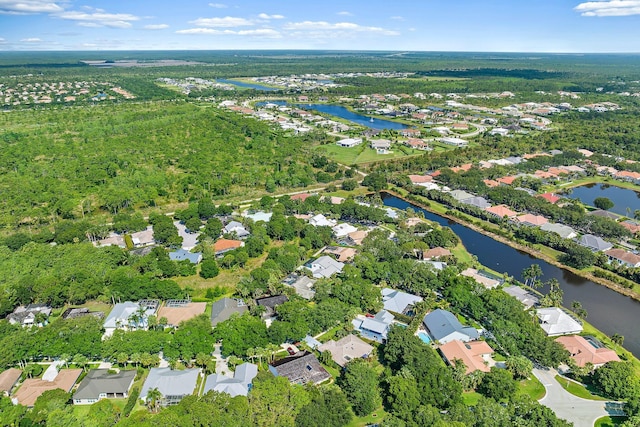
[303, 104, 409, 130]
[216, 79, 281, 91]
[564, 182, 640, 217]
[382, 193, 640, 358]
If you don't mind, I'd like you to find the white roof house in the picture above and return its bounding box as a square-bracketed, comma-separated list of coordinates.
[203, 363, 257, 397]
[103, 302, 156, 338]
[307, 256, 345, 278]
[382, 288, 423, 315]
[577, 234, 613, 252]
[309, 214, 336, 228]
[536, 307, 583, 336]
[336, 138, 362, 148]
[332, 223, 358, 238]
[540, 223, 578, 239]
[140, 368, 200, 407]
[131, 227, 155, 247]
[224, 221, 250, 238]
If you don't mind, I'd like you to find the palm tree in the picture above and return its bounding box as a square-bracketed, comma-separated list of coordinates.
[611, 333, 624, 350]
[146, 388, 163, 413]
[522, 264, 543, 287]
[571, 300, 587, 320]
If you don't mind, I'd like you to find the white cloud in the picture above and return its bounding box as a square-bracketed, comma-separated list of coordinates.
[390, 16, 405, 21]
[21, 37, 42, 42]
[575, 0, 640, 16]
[144, 24, 169, 30]
[0, 0, 64, 14]
[283, 21, 400, 36]
[337, 11, 353, 16]
[190, 16, 254, 27]
[176, 27, 281, 38]
[55, 9, 140, 28]
[208, 3, 227, 8]
[258, 13, 284, 20]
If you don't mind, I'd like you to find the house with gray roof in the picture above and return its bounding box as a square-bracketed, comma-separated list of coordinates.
[140, 368, 199, 407]
[6, 304, 52, 327]
[269, 352, 331, 385]
[307, 256, 345, 278]
[282, 274, 316, 300]
[577, 234, 613, 252]
[588, 209, 621, 220]
[169, 248, 203, 264]
[449, 190, 474, 202]
[224, 221, 250, 239]
[536, 307, 583, 336]
[422, 309, 479, 344]
[256, 295, 288, 317]
[503, 285, 540, 309]
[210, 298, 248, 327]
[352, 310, 395, 343]
[203, 363, 257, 397]
[73, 369, 136, 405]
[382, 288, 423, 316]
[460, 196, 491, 209]
[318, 335, 373, 367]
[540, 223, 578, 239]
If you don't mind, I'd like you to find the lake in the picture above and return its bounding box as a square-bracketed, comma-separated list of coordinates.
[565, 183, 640, 217]
[382, 193, 640, 358]
[304, 104, 409, 130]
[216, 79, 280, 91]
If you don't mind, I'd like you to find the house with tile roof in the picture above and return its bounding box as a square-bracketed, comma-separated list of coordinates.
[213, 239, 244, 256]
[439, 340, 494, 374]
[13, 368, 82, 407]
[538, 192, 561, 204]
[282, 274, 316, 300]
[485, 204, 518, 219]
[605, 248, 640, 268]
[318, 335, 373, 367]
[423, 247, 452, 260]
[555, 335, 620, 368]
[515, 214, 549, 227]
[73, 369, 136, 405]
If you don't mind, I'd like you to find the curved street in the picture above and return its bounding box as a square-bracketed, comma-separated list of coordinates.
[533, 367, 625, 426]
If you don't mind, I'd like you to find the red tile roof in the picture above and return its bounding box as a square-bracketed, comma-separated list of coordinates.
[555, 335, 620, 367]
[439, 340, 493, 374]
[538, 193, 561, 204]
[485, 204, 518, 218]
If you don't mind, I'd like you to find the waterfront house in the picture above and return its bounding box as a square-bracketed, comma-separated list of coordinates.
[540, 223, 578, 239]
[536, 307, 583, 336]
[503, 285, 539, 309]
[577, 234, 613, 252]
[485, 205, 518, 219]
[555, 335, 620, 368]
[605, 248, 640, 268]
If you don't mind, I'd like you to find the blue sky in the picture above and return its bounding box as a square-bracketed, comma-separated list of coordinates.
[1, 0, 640, 52]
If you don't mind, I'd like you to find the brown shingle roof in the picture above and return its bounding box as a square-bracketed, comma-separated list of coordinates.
[156, 302, 207, 327]
[14, 369, 82, 406]
[0, 368, 22, 394]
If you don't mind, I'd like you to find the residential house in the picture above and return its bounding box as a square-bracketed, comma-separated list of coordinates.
[214, 239, 245, 257]
[156, 301, 207, 328]
[460, 268, 502, 289]
[282, 274, 316, 300]
[490, 127, 509, 136]
[323, 246, 357, 263]
[168, 248, 202, 264]
[405, 138, 429, 150]
[73, 369, 136, 405]
[103, 301, 158, 337]
[483, 179, 500, 188]
[555, 335, 620, 368]
[496, 176, 518, 186]
[333, 223, 358, 238]
[307, 256, 345, 278]
[588, 210, 620, 220]
[203, 363, 258, 397]
[290, 193, 313, 202]
[130, 227, 155, 247]
[371, 139, 391, 154]
[515, 214, 549, 227]
[256, 295, 289, 317]
[352, 310, 395, 343]
[540, 223, 578, 239]
[13, 368, 82, 407]
[438, 137, 468, 147]
[460, 196, 491, 209]
[422, 309, 479, 344]
[94, 233, 126, 248]
[336, 138, 362, 148]
[308, 214, 337, 228]
[423, 247, 452, 260]
[615, 170, 640, 184]
[6, 304, 52, 327]
[243, 211, 273, 223]
[503, 285, 539, 309]
[439, 340, 494, 374]
[538, 193, 561, 204]
[345, 230, 369, 246]
[408, 174, 433, 186]
[449, 190, 474, 202]
[140, 368, 199, 407]
[382, 288, 423, 316]
[605, 248, 640, 268]
[536, 307, 583, 336]
[269, 352, 331, 385]
[210, 298, 248, 327]
[61, 307, 104, 321]
[223, 221, 250, 239]
[0, 368, 22, 396]
[318, 335, 373, 367]
[620, 220, 640, 235]
[577, 234, 613, 252]
[400, 129, 421, 137]
[485, 205, 518, 219]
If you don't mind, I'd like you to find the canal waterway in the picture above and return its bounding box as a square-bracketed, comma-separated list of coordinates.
[304, 104, 409, 130]
[216, 79, 280, 91]
[382, 193, 640, 357]
[564, 183, 640, 217]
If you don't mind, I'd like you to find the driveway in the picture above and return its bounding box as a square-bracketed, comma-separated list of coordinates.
[533, 367, 624, 426]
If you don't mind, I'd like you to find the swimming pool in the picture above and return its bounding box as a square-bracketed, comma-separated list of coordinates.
[417, 332, 432, 344]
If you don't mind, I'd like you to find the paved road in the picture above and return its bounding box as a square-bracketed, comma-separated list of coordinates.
[534, 367, 624, 426]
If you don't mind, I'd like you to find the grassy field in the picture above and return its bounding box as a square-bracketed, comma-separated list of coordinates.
[462, 391, 482, 406]
[316, 144, 424, 165]
[518, 376, 546, 400]
[346, 406, 387, 427]
[554, 375, 608, 401]
[595, 416, 627, 427]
